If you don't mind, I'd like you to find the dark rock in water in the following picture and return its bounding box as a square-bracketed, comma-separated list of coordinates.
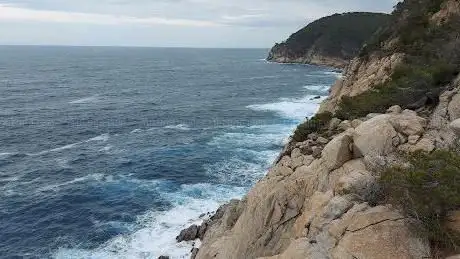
[191, 248, 199, 259]
[176, 199, 244, 244]
[197, 221, 208, 240]
[158, 256, 170, 259]
[310, 96, 321, 100]
[176, 224, 199, 242]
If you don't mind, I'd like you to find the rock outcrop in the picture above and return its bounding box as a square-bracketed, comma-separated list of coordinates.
[267, 12, 390, 68]
[319, 0, 460, 114]
[319, 53, 404, 112]
[188, 106, 460, 259]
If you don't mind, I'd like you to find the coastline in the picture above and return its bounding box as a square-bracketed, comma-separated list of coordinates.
[266, 56, 348, 70]
[173, 67, 340, 259]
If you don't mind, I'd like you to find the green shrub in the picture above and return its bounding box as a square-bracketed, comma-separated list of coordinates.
[292, 112, 333, 142]
[380, 150, 460, 252]
[334, 62, 458, 120]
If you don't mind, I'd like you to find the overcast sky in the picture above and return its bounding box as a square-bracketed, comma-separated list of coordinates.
[0, 0, 398, 48]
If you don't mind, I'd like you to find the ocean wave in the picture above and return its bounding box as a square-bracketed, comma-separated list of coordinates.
[204, 157, 272, 185]
[88, 134, 110, 142]
[0, 152, 28, 159]
[303, 84, 330, 92]
[35, 143, 80, 156]
[69, 95, 99, 104]
[32, 134, 110, 156]
[164, 124, 191, 131]
[130, 129, 142, 134]
[38, 173, 106, 192]
[0, 176, 20, 183]
[241, 75, 279, 80]
[53, 183, 246, 259]
[208, 131, 286, 149]
[247, 95, 324, 121]
[323, 71, 343, 79]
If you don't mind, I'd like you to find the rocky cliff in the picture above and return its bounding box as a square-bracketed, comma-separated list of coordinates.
[267, 12, 390, 68]
[319, 0, 460, 115]
[176, 1, 460, 258]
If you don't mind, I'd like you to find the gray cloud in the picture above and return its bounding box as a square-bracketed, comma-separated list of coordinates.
[0, 0, 398, 47]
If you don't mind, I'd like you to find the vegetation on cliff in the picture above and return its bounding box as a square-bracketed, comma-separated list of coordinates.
[380, 150, 460, 254]
[336, 0, 460, 120]
[267, 12, 390, 67]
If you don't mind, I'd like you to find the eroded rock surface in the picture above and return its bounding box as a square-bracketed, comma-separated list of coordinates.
[191, 107, 447, 259]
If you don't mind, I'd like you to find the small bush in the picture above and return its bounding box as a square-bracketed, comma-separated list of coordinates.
[292, 112, 333, 142]
[380, 150, 460, 252]
[334, 62, 458, 120]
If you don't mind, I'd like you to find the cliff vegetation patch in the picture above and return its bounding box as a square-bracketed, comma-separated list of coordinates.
[379, 150, 460, 255]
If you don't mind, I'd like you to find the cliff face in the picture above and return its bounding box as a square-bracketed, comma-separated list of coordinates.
[320, 0, 460, 115]
[180, 1, 460, 258]
[192, 83, 460, 259]
[267, 12, 390, 69]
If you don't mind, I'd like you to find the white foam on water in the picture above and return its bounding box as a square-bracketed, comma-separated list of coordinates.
[87, 134, 110, 142]
[130, 129, 142, 134]
[247, 95, 325, 121]
[69, 95, 99, 104]
[303, 85, 330, 92]
[323, 71, 343, 79]
[99, 145, 113, 152]
[0, 176, 20, 183]
[38, 173, 106, 193]
[207, 123, 294, 149]
[32, 134, 110, 156]
[164, 124, 191, 131]
[52, 79, 333, 259]
[38, 143, 80, 155]
[53, 183, 246, 259]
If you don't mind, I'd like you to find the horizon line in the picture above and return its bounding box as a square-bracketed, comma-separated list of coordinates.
[0, 44, 270, 49]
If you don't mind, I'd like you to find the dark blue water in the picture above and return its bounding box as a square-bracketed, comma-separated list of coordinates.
[0, 46, 338, 259]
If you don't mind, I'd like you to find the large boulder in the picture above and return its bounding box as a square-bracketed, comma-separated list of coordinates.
[389, 113, 427, 136]
[333, 206, 431, 259]
[398, 138, 435, 153]
[321, 133, 353, 171]
[353, 115, 398, 157]
[334, 170, 375, 199]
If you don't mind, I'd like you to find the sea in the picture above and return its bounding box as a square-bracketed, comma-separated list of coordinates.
[0, 46, 339, 259]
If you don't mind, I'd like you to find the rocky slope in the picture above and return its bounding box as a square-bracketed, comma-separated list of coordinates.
[175, 1, 460, 258]
[319, 0, 460, 114]
[267, 12, 390, 68]
[189, 97, 460, 258]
